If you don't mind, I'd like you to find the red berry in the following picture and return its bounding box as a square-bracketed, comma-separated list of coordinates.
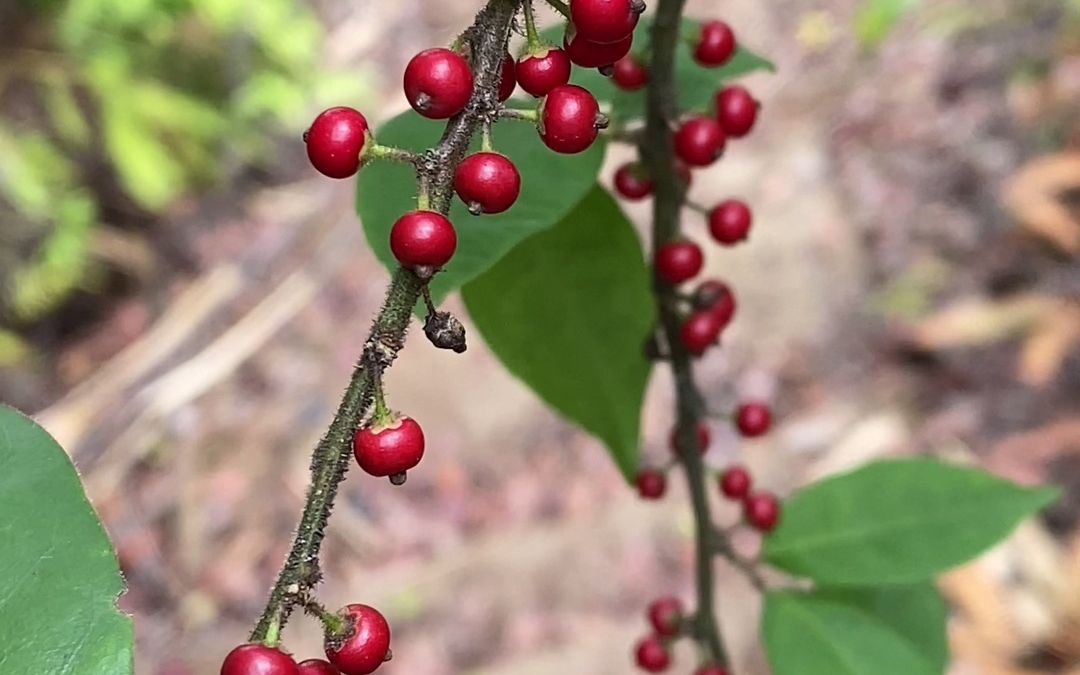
[735, 402, 772, 437]
[634, 635, 671, 672]
[636, 469, 666, 499]
[539, 84, 602, 154]
[708, 199, 752, 246]
[612, 55, 649, 90]
[646, 597, 683, 637]
[744, 491, 781, 532]
[614, 163, 653, 200]
[564, 29, 633, 68]
[298, 660, 341, 675]
[669, 421, 710, 455]
[305, 107, 369, 179]
[498, 52, 517, 101]
[681, 311, 724, 356]
[719, 465, 752, 499]
[694, 20, 736, 67]
[656, 241, 704, 285]
[325, 604, 391, 675]
[455, 152, 521, 214]
[695, 666, 730, 675]
[353, 415, 425, 478]
[716, 85, 759, 137]
[674, 117, 726, 167]
[515, 48, 572, 97]
[389, 211, 457, 269]
[571, 0, 638, 44]
[403, 48, 473, 119]
[693, 280, 736, 326]
[221, 644, 299, 675]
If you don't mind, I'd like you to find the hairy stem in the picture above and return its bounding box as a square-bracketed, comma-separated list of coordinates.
[250, 0, 522, 642]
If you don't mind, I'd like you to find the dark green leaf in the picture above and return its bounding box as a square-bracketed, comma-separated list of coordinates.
[462, 187, 653, 480]
[764, 458, 1058, 585]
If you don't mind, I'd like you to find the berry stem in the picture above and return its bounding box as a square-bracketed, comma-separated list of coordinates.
[686, 200, 710, 215]
[523, 0, 543, 51]
[497, 106, 540, 122]
[711, 530, 767, 591]
[364, 143, 420, 165]
[263, 614, 282, 648]
[481, 120, 495, 152]
[542, 0, 570, 19]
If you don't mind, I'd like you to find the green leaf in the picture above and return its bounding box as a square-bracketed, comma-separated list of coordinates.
[818, 584, 947, 673]
[764, 458, 1059, 585]
[101, 98, 186, 210]
[357, 110, 606, 302]
[855, 0, 920, 47]
[0, 406, 133, 674]
[462, 187, 653, 480]
[763, 590, 937, 675]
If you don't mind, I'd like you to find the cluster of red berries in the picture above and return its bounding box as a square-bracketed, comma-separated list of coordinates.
[222, 604, 391, 675]
[632, 597, 728, 673]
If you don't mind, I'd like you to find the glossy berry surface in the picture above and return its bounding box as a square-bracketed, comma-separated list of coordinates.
[744, 491, 781, 532]
[305, 107, 369, 179]
[614, 163, 653, 200]
[325, 604, 391, 675]
[221, 644, 299, 675]
[570, 0, 638, 44]
[498, 53, 517, 101]
[674, 117, 726, 167]
[564, 30, 634, 68]
[297, 660, 341, 675]
[647, 597, 683, 637]
[655, 241, 704, 285]
[719, 465, 752, 499]
[694, 667, 730, 675]
[612, 55, 649, 90]
[515, 48, 572, 97]
[353, 415, 425, 478]
[735, 402, 772, 437]
[634, 635, 672, 672]
[455, 152, 521, 214]
[716, 85, 759, 137]
[403, 48, 473, 119]
[389, 211, 457, 269]
[636, 469, 666, 499]
[669, 421, 710, 455]
[539, 85, 601, 154]
[681, 311, 724, 356]
[694, 20, 736, 67]
[693, 280, 736, 326]
[708, 199, 752, 245]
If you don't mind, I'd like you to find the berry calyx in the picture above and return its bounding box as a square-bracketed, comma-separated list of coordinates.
[498, 52, 517, 101]
[614, 163, 653, 200]
[636, 469, 667, 499]
[305, 107, 370, 179]
[612, 55, 649, 90]
[735, 402, 772, 437]
[570, 0, 638, 44]
[744, 491, 781, 532]
[669, 421, 710, 455]
[693, 280, 736, 326]
[655, 241, 704, 285]
[716, 85, 759, 137]
[708, 199, 752, 246]
[515, 47, 572, 97]
[325, 604, 392, 675]
[389, 211, 457, 269]
[694, 666, 730, 675]
[403, 48, 473, 119]
[693, 20, 736, 67]
[298, 660, 342, 675]
[539, 84, 603, 154]
[353, 415, 425, 479]
[674, 117, 726, 167]
[634, 635, 672, 672]
[221, 644, 299, 675]
[564, 29, 634, 68]
[455, 152, 521, 214]
[681, 310, 724, 356]
[719, 465, 752, 499]
[646, 597, 684, 637]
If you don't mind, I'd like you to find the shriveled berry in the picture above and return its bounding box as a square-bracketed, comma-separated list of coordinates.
[634, 635, 671, 672]
[221, 644, 299, 675]
[694, 20, 736, 67]
[614, 163, 653, 200]
[656, 241, 704, 285]
[539, 84, 602, 154]
[675, 160, 693, 186]
[455, 152, 521, 214]
[708, 199, 752, 246]
[403, 48, 473, 119]
[719, 465, 752, 499]
[389, 211, 457, 269]
[564, 29, 633, 68]
[669, 421, 710, 455]
[674, 116, 726, 167]
[516, 47, 572, 97]
[571, 0, 638, 44]
[354, 415, 425, 478]
[681, 310, 723, 356]
[325, 604, 391, 675]
[498, 53, 517, 101]
[298, 660, 341, 675]
[735, 402, 772, 437]
[646, 597, 683, 637]
[636, 469, 666, 499]
[612, 55, 649, 90]
[693, 280, 736, 326]
[744, 491, 781, 532]
[694, 666, 730, 675]
[305, 107, 369, 179]
[716, 85, 759, 137]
